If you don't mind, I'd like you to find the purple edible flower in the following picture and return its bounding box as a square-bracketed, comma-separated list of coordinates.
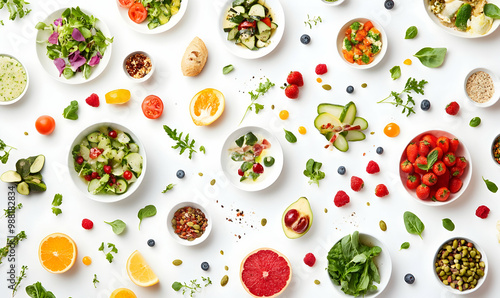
[88, 52, 102, 67]
[68, 50, 87, 70]
[48, 32, 59, 45]
[53, 58, 66, 76]
[71, 28, 85, 42]
[54, 18, 62, 26]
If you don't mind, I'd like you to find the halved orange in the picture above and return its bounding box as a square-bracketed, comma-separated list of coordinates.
[126, 250, 159, 287]
[189, 88, 225, 126]
[110, 288, 137, 298]
[38, 233, 77, 274]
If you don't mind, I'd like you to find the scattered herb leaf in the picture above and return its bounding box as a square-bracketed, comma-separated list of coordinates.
[484, 3, 500, 18]
[400, 242, 410, 250]
[304, 14, 322, 29]
[98, 242, 118, 263]
[0, 231, 26, 264]
[390, 66, 401, 80]
[2, 203, 22, 218]
[378, 77, 428, 116]
[137, 205, 157, 229]
[403, 211, 425, 239]
[469, 117, 481, 127]
[414, 47, 447, 68]
[172, 277, 212, 297]
[63, 100, 79, 120]
[0, 139, 16, 164]
[442, 218, 455, 231]
[284, 129, 297, 143]
[92, 274, 99, 288]
[162, 183, 175, 193]
[199, 146, 206, 154]
[239, 78, 275, 125]
[12, 265, 27, 297]
[482, 176, 498, 193]
[222, 64, 234, 75]
[104, 219, 126, 235]
[417, 150, 438, 171]
[0, 0, 31, 26]
[303, 158, 325, 186]
[405, 26, 418, 39]
[51, 193, 62, 216]
[163, 125, 203, 159]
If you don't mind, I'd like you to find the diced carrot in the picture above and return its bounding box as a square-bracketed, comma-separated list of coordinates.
[345, 28, 352, 36]
[363, 39, 371, 46]
[371, 28, 380, 34]
[364, 21, 373, 31]
[356, 59, 363, 65]
[344, 51, 354, 63]
[355, 30, 367, 41]
[369, 57, 374, 64]
[358, 44, 366, 50]
[354, 48, 362, 56]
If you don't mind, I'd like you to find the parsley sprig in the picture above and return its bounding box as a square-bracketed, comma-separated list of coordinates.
[12, 265, 28, 297]
[377, 77, 428, 116]
[98, 242, 118, 263]
[303, 159, 325, 186]
[2, 203, 22, 218]
[92, 274, 99, 288]
[240, 78, 275, 125]
[0, 231, 27, 264]
[0, 139, 16, 164]
[163, 125, 205, 159]
[172, 276, 212, 297]
[162, 183, 175, 193]
[304, 14, 322, 29]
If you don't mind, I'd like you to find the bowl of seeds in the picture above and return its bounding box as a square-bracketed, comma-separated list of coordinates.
[167, 201, 211, 246]
[123, 51, 154, 83]
[464, 67, 499, 107]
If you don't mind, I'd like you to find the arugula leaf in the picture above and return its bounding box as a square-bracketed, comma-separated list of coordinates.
[162, 183, 175, 193]
[403, 211, 425, 239]
[93, 274, 99, 288]
[222, 64, 234, 75]
[0, 138, 16, 164]
[378, 77, 428, 116]
[99, 242, 118, 263]
[0, 0, 31, 25]
[137, 205, 157, 229]
[63, 100, 79, 120]
[25, 281, 56, 298]
[390, 66, 401, 80]
[405, 26, 418, 39]
[199, 146, 206, 154]
[163, 125, 203, 159]
[303, 158, 325, 186]
[482, 177, 498, 193]
[284, 129, 297, 143]
[104, 219, 126, 235]
[240, 78, 275, 124]
[51, 208, 62, 216]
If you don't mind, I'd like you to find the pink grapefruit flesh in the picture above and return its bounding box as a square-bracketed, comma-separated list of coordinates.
[240, 248, 292, 298]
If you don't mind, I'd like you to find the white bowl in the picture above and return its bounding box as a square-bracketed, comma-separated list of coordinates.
[328, 232, 392, 298]
[220, 126, 283, 192]
[321, 0, 346, 6]
[399, 130, 472, 206]
[218, 0, 285, 59]
[433, 237, 488, 295]
[463, 67, 500, 108]
[166, 201, 212, 246]
[422, 0, 500, 38]
[68, 122, 147, 203]
[0, 54, 29, 105]
[116, 0, 189, 34]
[491, 134, 500, 167]
[35, 8, 112, 84]
[336, 18, 388, 69]
[122, 51, 155, 83]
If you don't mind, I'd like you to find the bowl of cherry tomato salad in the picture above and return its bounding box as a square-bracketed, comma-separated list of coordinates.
[167, 201, 211, 246]
[123, 51, 154, 82]
[336, 18, 387, 69]
[68, 122, 147, 203]
[142, 95, 164, 119]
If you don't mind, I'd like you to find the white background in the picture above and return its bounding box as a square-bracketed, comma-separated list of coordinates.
[1, 0, 500, 297]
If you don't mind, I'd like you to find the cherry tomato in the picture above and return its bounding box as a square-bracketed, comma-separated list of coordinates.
[238, 21, 256, 30]
[123, 170, 133, 180]
[76, 156, 84, 165]
[142, 95, 164, 119]
[35, 115, 55, 135]
[261, 17, 272, 28]
[103, 165, 112, 174]
[108, 130, 117, 138]
[118, 0, 134, 8]
[89, 148, 102, 159]
[128, 3, 148, 24]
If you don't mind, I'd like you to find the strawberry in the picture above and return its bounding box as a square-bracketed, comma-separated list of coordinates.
[406, 142, 418, 163]
[421, 134, 437, 149]
[429, 186, 438, 201]
[449, 177, 463, 193]
[414, 156, 428, 175]
[350, 176, 364, 192]
[284, 84, 299, 99]
[416, 184, 430, 200]
[449, 138, 459, 153]
[400, 159, 414, 174]
[315, 63, 327, 75]
[436, 136, 450, 154]
[456, 156, 468, 169]
[436, 169, 451, 189]
[406, 174, 420, 190]
[450, 166, 464, 178]
[85, 93, 100, 107]
[432, 161, 447, 176]
[429, 147, 443, 160]
[422, 172, 438, 186]
[435, 187, 450, 201]
[418, 140, 431, 156]
[443, 152, 456, 167]
[445, 101, 460, 115]
[366, 160, 380, 174]
[375, 184, 389, 197]
[287, 71, 304, 87]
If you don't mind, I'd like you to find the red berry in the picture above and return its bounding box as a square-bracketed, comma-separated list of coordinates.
[84, 174, 92, 181]
[285, 84, 300, 99]
[366, 160, 380, 174]
[421, 134, 437, 149]
[406, 142, 418, 163]
[456, 156, 468, 169]
[82, 218, 94, 230]
[416, 184, 430, 200]
[103, 165, 112, 174]
[400, 159, 414, 174]
[450, 166, 464, 178]
[85, 93, 100, 107]
[123, 170, 133, 180]
[315, 63, 328, 75]
[418, 140, 431, 157]
[108, 130, 117, 138]
[435, 187, 450, 201]
[303, 253, 316, 267]
[252, 163, 264, 174]
[91, 172, 98, 179]
[445, 101, 460, 115]
[449, 177, 463, 193]
[350, 176, 364, 192]
[406, 174, 420, 190]
[436, 136, 450, 154]
[449, 138, 459, 153]
[375, 184, 389, 197]
[96, 176, 101, 180]
[475, 205, 490, 219]
[89, 147, 102, 159]
[76, 156, 84, 165]
[422, 173, 438, 186]
[334, 190, 350, 207]
[238, 169, 244, 176]
[287, 71, 304, 87]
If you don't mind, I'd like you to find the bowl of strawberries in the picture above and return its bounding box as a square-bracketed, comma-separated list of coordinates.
[399, 130, 472, 206]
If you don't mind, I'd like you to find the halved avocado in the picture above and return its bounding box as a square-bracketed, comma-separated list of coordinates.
[29, 155, 45, 174]
[16, 159, 30, 178]
[282, 197, 313, 239]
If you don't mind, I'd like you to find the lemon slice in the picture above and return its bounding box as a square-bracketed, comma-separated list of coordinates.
[189, 88, 225, 126]
[126, 250, 159, 287]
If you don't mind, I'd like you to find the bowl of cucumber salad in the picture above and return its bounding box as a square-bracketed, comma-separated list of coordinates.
[68, 122, 146, 202]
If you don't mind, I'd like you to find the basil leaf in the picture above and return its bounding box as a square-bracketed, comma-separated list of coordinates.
[137, 205, 157, 229]
[484, 3, 500, 19]
[405, 26, 418, 39]
[284, 129, 297, 143]
[426, 150, 438, 169]
[235, 135, 245, 147]
[245, 132, 258, 146]
[414, 47, 447, 68]
[482, 177, 498, 193]
[403, 211, 425, 239]
[104, 219, 126, 235]
[390, 66, 401, 80]
[469, 117, 481, 127]
[400, 242, 410, 250]
[222, 64, 234, 75]
[442, 218, 455, 231]
[172, 281, 183, 291]
[63, 100, 79, 120]
[305, 158, 315, 174]
[241, 161, 253, 172]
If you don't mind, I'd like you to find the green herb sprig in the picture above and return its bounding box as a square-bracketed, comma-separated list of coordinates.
[378, 77, 428, 116]
[162, 183, 175, 193]
[239, 78, 275, 125]
[172, 276, 212, 297]
[163, 125, 204, 159]
[51, 194, 62, 216]
[0, 0, 31, 26]
[304, 14, 322, 29]
[417, 150, 438, 171]
[303, 159, 325, 186]
[92, 274, 99, 288]
[11, 265, 27, 297]
[2, 203, 22, 218]
[98, 242, 118, 263]
[63, 100, 79, 120]
[0, 231, 27, 264]
[0, 139, 16, 164]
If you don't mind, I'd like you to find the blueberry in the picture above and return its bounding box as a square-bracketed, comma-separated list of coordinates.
[338, 166, 346, 175]
[147, 239, 155, 247]
[300, 34, 311, 45]
[384, 0, 394, 10]
[376, 147, 384, 155]
[346, 86, 354, 94]
[421, 99, 431, 111]
[176, 170, 185, 179]
[201, 261, 210, 271]
[404, 273, 415, 284]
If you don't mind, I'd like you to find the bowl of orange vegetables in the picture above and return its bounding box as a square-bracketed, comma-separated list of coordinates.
[336, 18, 388, 69]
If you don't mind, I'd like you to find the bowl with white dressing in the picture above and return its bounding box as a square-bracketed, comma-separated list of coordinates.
[0, 54, 29, 105]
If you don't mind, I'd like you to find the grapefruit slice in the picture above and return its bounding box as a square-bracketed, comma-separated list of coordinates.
[240, 248, 292, 298]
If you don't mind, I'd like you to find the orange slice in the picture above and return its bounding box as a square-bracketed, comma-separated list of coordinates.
[126, 250, 159, 287]
[189, 88, 225, 126]
[38, 233, 77, 274]
[110, 288, 137, 298]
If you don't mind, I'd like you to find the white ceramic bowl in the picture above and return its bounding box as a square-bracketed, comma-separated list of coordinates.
[166, 201, 212, 246]
[218, 0, 285, 59]
[463, 67, 500, 108]
[321, 0, 346, 6]
[433, 237, 488, 295]
[0, 54, 29, 105]
[328, 232, 392, 297]
[220, 126, 283, 192]
[491, 134, 500, 167]
[35, 8, 112, 84]
[122, 51, 155, 83]
[399, 130, 472, 206]
[336, 18, 388, 69]
[422, 0, 500, 38]
[116, 0, 189, 34]
[68, 122, 147, 203]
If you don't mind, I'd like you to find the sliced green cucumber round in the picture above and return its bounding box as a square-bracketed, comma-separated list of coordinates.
[115, 178, 128, 194]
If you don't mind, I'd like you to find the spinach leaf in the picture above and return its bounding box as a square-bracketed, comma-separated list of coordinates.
[484, 3, 500, 19]
[26, 281, 56, 298]
[222, 64, 234, 75]
[469, 117, 481, 127]
[245, 132, 258, 146]
[482, 177, 498, 193]
[442, 218, 455, 231]
[390, 66, 401, 80]
[400, 242, 410, 250]
[403, 211, 425, 239]
[284, 129, 297, 143]
[104, 219, 126, 235]
[414, 47, 447, 68]
[137, 205, 157, 229]
[405, 26, 418, 39]
[235, 135, 245, 147]
[63, 100, 79, 120]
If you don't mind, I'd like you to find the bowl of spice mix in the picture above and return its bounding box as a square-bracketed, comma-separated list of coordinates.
[464, 68, 499, 107]
[123, 51, 154, 82]
[167, 201, 211, 246]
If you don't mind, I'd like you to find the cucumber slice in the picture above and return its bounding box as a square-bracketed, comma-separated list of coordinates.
[112, 165, 124, 176]
[232, 0, 245, 7]
[124, 153, 143, 176]
[115, 179, 128, 194]
[256, 29, 271, 42]
[87, 132, 100, 143]
[271, 22, 278, 30]
[317, 103, 344, 118]
[29, 155, 45, 174]
[227, 27, 239, 40]
[17, 182, 30, 195]
[116, 132, 130, 144]
[345, 131, 366, 142]
[333, 134, 349, 152]
[80, 146, 90, 161]
[314, 112, 342, 131]
[339, 102, 357, 124]
[0, 170, 22, 183]
[97, 154, 107, 163]
[158, 12, 171, 25]
[257, 20, 271, 34]
[129, 143, 140, 153]
[241, 35, 256, 50]
[97, 138, 111, 150]
[256, 39, 270, 48]
[352, 117, 368, 130]
[233, 5, 245, 14]
[114, 150, 125, 163]
[248, 4, 265, 17]
[88, 179, 101, 194]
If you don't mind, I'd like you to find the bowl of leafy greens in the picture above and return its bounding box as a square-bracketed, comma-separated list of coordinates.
[327, 231, 392, 297]
[35, 7, 113, 84]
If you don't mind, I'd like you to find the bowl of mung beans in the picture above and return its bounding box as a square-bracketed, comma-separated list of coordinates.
[433, 237, 488, 295]
[167, 201, 211, 246]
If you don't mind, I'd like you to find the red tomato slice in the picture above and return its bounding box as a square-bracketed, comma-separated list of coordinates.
[261, 17, 272, 28]
[129, 3, 148, 24]
[118, 0, 134, 8]
[142, 95, 164, 119]
[238, 21, 256, 30]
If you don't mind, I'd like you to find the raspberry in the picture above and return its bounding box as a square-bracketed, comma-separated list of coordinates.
[82, 218, 94, 230]
[303, 253, 316, 267]
[315, 64, 327, 75]
[375, 184, 389, 197]
[334, 190, 350, 207]
[475, 205, 490, 219]
[85, 93, 100, 107]
[350, 176, 364, 192]
[366, 160, 380, 174]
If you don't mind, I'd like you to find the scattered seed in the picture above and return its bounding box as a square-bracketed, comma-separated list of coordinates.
[210, 179, 216, 185]
[379, 220, 387, 231]
[361, 83, 367, 88]
[324, 208, 328, 213]
[261, 218, 267, 226]
[271, 105, 275, 110]
[322, 84, 332, 91]
[172, 259, 183, 266]
[221, 275, 229, 287]
[224, 265, 229, 271]
[220, 250, 224, 255]
[370, 131, 375, 135]
[24, 132, 28, 136]
[367, 202, 370, 206]
[198, 172, 203, 176]
[314, 279, 321, 285]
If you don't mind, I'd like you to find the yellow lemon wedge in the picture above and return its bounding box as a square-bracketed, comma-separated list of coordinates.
[126, 250, 159, 287]
[189, 88, 225, 126]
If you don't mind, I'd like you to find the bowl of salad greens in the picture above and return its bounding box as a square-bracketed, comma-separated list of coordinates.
[327, 231, 392, 297]
[116, 0, 189, 34]
[68, 122, 147, 203]
[35, 7, 113, 84]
